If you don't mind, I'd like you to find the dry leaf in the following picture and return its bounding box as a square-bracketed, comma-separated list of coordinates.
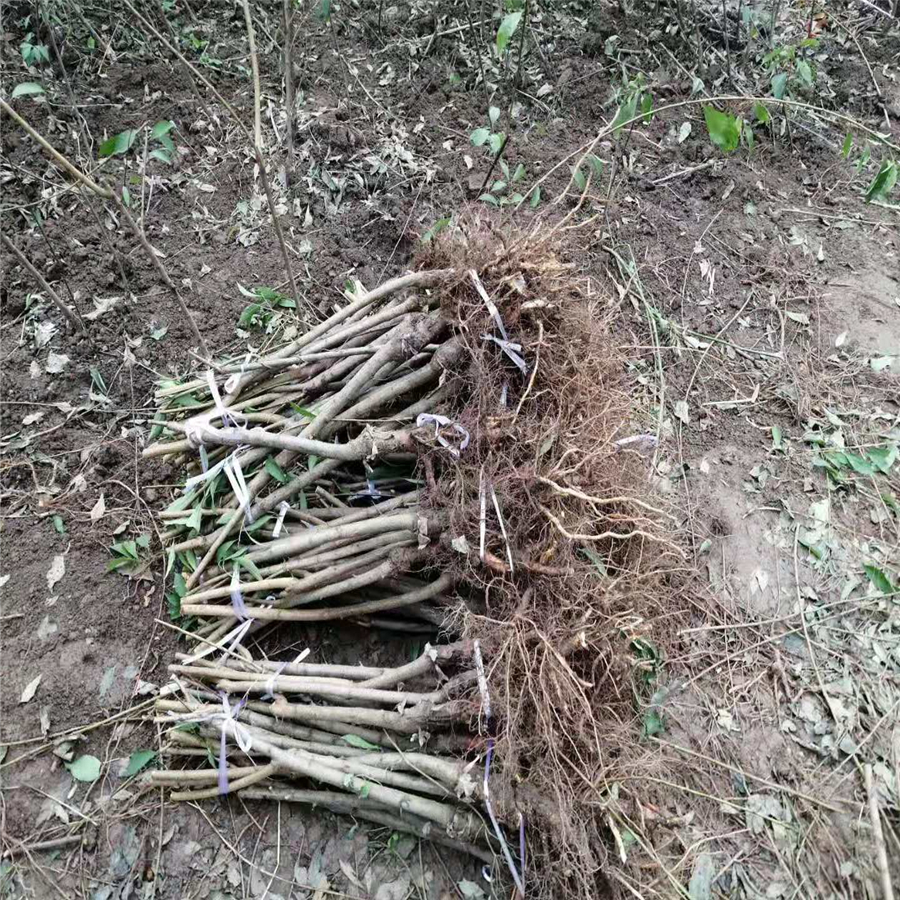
[339, 860, 362, 889]
[45, 352, 70, 374]
[46, 554, 65, 592]
[20, 674, 42, 704]
[90, 494, 106, 522]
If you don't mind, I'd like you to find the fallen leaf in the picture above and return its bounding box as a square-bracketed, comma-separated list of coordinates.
[46, 554, 65, 592]
[66, 754, 102, 783]
[40, 705, 51, 735]
[688, 852, 716, 900]
[90, 494, 106, 522]
[84, 296, 120, 321]
[45, 352, 70, 374]
[835, 331, 847, 347]
[674, 400, 690, 425]
[339, 860, 362, 889]
[20, 674, 42, 703]
[35, 321, 57, 348]
[37, 615, 58, 641]
[123, 749, 156, 777]
[22, 411, 46, 426]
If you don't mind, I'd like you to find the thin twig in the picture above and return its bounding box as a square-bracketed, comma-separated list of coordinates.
[121, 0, 305, 313]
[109, 187, 209, 356]
[0, 99, 112, 198]
[1, 233, 84, 333]
[864, 763, 896, 900]
[242, 0, 263, 149]
[283, 0, 295, 177]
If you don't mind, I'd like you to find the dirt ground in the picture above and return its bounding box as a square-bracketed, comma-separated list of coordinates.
[2, 0, 900, 898]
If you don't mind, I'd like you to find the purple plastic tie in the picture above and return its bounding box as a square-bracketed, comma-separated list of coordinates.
[217, 695, 246, 795]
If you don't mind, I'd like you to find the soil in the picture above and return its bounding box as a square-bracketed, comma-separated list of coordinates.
[2, 1, 900, 898]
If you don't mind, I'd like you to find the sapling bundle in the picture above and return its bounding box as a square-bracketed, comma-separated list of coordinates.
[153, 642, 514, 867]
[144, 269, 473, 647]
[145, 220, 682, 899]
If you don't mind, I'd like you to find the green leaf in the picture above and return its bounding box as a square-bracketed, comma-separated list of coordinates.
[421, 217, 451, 244]
[121, 185, 132, 207]
[290, 404, 317, 419]
[124, 749, 156, 777]
[864, 563, 894, 595]
[642, 709, 664, 737]
[12, 82, 45, 99]
[488, 106, 501, 128]
[470, 127, 490, 147]
[867, 444, 898, 475]
[149, 148, 172, 164]
[157, 133, 175, 153]
[512, 163, 525, 183]
[265, 457, 290, 484]
[488, 132, 505, 155]
[795, 60, 814, 87]
[184, 506, 203, 534]
[612, 92, 639, 134]
[52, 515, 66, 534]
[358, 781, 371, 799]
[245, 514, 272, 535]
[703, 106, 742, 153]
[530, 186, 541, 208]
[771, 425, 783, 451]
[495, 11, 522, 54]
[864, 160, 898, 204]
[771, 73, 788, 100]
[841, 132, 853, 158]
[66, 754, 102, 782]
[111, 540, 139, 561]
[845, 452, 875, 476]
[753, 103, 770, 125]
[587, 154, 604, 180]
[479, 193, 499, 206]
[317, 0, 331, 19]
[151, 120, 175, 139]
[167, 591, 182, 620]
[342, 734, 382, 751]
[572, 166, 587, 192]
[238, 555, 263, 582]
[99, 129, 137, 158]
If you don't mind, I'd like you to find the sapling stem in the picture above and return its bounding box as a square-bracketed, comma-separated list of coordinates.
[283, 0, 295, 179]
[241, 0, 263, 149]
[121, 0, 304, 314]
[0, 99, 111, 198]
[108, 187, 209, 357]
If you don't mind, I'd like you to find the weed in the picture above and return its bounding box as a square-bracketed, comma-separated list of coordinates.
[480, 158, 528, 207]
[237, 284, 297, 331]
[20, 33, 49, 67]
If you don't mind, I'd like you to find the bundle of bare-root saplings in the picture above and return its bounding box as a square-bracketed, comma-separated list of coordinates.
[147, 225, 681, 900]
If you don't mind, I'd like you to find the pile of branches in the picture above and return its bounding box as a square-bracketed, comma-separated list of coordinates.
[154, 642, 506, 864]
[146, 220, 685, 900]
